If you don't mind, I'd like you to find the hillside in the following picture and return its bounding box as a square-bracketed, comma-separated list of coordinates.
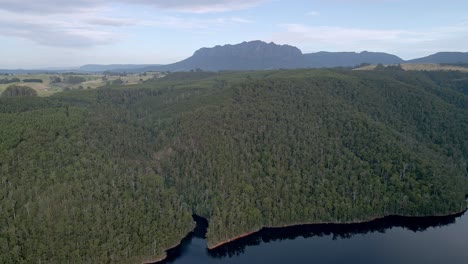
[355, 63, 468, 72]
[302, 51, 403, 68]
[407, 52, 468, 64]
[0, 69, 467, 263]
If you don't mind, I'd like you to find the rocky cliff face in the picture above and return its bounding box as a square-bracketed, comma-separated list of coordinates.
[158, 41, 304, 71]
[193, 41, 303, 60]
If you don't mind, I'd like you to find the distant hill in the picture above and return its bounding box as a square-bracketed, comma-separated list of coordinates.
[0, 69, 64, 74]
[407, 52, 468, 64]
[302, 51, 403, 68]
[79, 64, 159, 72]
[2, 42, 468, 73]
[355, 63, 468, 72]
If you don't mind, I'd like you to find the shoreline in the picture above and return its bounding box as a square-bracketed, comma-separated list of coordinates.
[143, 255, 166, 264]
[143, 228, 196, 264]
[150, 206, 467, 263]
[142, 241, 180, 264]
[207, 208, 467, 250]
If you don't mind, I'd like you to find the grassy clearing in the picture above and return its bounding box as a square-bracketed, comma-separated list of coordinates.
[0, 73, 156, 97]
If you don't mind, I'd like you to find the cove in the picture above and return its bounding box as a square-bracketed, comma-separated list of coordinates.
[155, 209, 468, 264]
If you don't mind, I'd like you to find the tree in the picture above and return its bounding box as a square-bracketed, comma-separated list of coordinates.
[22, 78, 43, 83]
[111, 78, 124, 86]
[375, 64, 385, 70]
[1, 85, 37, 97]
[50, 76, 62, 83]
[64, 76, 86, 84]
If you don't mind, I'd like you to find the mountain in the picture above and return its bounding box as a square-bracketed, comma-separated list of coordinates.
[2, 42, 467, 73]
[0, 69, 69, 74]
[148, 41, 303, 71]
[407, 52, 468, 64]
[302, 51, 404, 68]
[39, 66, 80, 71]
[139, 40, 404, 71]
[141, 41, 404, 72]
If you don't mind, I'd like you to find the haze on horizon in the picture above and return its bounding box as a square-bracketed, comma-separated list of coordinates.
[1, 0, 468, 69]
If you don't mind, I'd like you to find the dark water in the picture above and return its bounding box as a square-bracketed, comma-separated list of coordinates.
[159, 207, 468, 264]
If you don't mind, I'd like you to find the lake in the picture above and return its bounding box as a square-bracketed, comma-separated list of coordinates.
[158, 205, 468, 264]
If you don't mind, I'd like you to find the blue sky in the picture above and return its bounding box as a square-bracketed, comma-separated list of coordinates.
[1, 0, 468, 68]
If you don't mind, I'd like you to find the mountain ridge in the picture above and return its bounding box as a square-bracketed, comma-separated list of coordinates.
[407, 52, 468, 64]
[102, 41, 468, 72]
[2, 41, 468, 73]
[302, 50, 404, 68]
[79, 64, 160, 72]
[149, 40, 304, 71]
[142, 41, 406, 72]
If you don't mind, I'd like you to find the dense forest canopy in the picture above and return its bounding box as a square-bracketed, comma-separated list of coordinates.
[0, 69, 467, 263]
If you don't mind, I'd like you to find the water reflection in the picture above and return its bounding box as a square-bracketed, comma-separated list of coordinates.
[157, 209, 466, 263]
[209, 212, 465, 258]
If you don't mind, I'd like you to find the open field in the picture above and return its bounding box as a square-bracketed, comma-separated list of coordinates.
[0, 72, 160, 96]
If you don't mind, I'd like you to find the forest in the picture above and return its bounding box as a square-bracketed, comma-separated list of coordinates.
[0, 69, 467, 263]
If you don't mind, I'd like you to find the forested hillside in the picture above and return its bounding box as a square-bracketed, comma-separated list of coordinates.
[1, 69, 467, 263]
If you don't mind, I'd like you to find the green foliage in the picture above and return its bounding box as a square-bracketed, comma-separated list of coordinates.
[375, 64, 385, 70]
[0, 78, 20, 84]
[159, 71, 219, 81]
[64, 76, 87, 85]
[1, 85, 38, 97]
[22, 78, 43, 83]
[49, 76, 62, 84]
[0, 69, 467, 262]
[0, 97, 63, 113]
[111, 78, 124, 86]
[0, 100, 193, 263]
[374, 64, 404, 71]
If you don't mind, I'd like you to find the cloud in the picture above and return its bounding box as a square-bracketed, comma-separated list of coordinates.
[0, 24, 118, 48]
[126, 0, 265, 13]
[307, 11, 320, 16]
[0, 0, 261, 48]
[139, 16, 253, 30]
[0, 10, 253, 48]
[0, 0, 258, 48]
[0, 11, 121, 47]
[228, 17, 254, 24]
[141, 16, 209, 30]
[0, 0, 266, 14]
[0, 0, 101, 13]
[85, 17, 138, 27]
[277, 24, 405, 43]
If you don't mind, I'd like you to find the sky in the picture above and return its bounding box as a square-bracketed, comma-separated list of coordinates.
[1, 0, 468, 68]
